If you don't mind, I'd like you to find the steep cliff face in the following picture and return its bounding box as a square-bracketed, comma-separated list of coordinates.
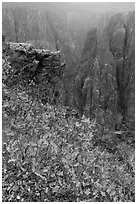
[2, 7, 67, 50]
[74, 28, 98, 117]
[2, 37, 64, 104]
[75, 11, 134, 129]
[2, 6, 88, 106]
[125, 12, 135, 125]
[106, 12, 135, 127]
[75, 28, 117, 122]
[2, 6, 134, 130]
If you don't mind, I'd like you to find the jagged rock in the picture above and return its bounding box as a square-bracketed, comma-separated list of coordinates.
[74, 11, 134, 131]
[106, 12, 135, 128]
[74, 28, 98, 116]
[74, 28, 118, 128]
[2, 39, 65, 104]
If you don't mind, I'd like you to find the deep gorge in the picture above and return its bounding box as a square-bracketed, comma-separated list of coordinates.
[3, 5, 134, 129]
[2, 3, 135, 202]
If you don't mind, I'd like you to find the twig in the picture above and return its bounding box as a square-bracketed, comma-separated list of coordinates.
[32, 171, 47, 181]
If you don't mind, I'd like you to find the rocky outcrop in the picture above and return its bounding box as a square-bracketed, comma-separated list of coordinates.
[2, 7, 83, 107]
[2, 6, 134, 130]
[2, 38, 65, 104]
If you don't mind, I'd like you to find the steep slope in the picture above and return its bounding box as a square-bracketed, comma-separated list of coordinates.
[2, 6, 89, 106]
[2, 5, 135, 202]
[2, 7, 67, 50]
[2, 38, 135, 202]
[106, 12, 135, 128]
[75, 28, 117, 126]
[2, 6, 135, 130]
[74, 11, 134, 130]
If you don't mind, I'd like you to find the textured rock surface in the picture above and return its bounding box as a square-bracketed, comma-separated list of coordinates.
[75, 12, 134, 129]
[2, 6, 134, 130]
[75, 28, 117, 125]
[106, 12, 135, 127]
[2, 39, 64, 104]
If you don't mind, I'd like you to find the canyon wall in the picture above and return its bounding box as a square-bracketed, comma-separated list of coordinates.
[74, 11, 135, 129]
[2, 6, 135, 130]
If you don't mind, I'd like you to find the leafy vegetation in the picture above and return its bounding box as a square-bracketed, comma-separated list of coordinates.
[2, 72, 135, 202]
[2, 4, 135, 202]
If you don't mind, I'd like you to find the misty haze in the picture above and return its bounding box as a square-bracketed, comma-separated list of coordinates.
[2, 2, 135, 202]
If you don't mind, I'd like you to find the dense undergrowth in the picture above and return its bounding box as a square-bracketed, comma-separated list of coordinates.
[2, 35, 135, 202]
[2, 82, 135, 202]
